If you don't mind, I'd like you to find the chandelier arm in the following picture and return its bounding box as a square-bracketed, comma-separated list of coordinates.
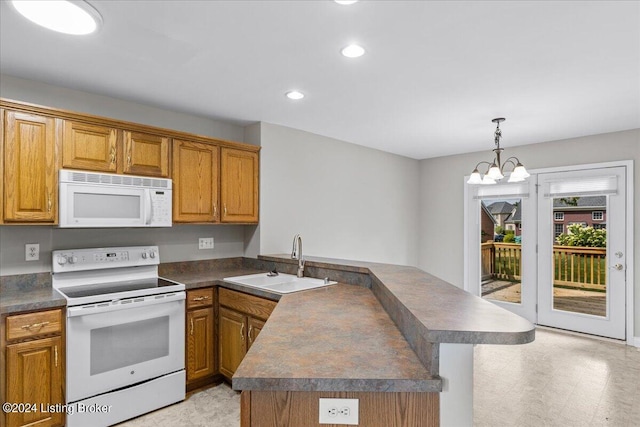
[473, 161, 493, 173]
[501, 157, 520, 172]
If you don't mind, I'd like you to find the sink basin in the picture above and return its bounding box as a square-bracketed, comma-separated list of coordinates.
[223, 273, 337, 294]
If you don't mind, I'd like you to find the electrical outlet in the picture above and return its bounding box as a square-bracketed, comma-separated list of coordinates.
[25, 243, 40, 261]
[319, 398, 358, 425]
[198, 237, 214, 250]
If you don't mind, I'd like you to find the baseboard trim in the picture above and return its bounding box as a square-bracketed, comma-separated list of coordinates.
[634, 337, 640, 348]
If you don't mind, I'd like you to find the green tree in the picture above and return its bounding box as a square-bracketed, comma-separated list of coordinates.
[556, 224, 606, 248]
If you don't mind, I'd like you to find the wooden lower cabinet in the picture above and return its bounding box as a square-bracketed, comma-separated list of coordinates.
[241, 390, 439, 427]
[247, 317, 265, 350]
[185, 288, 217, 389]
[2, 309, 65, 427]
[218, 289, 276, 381]
[186, 307, 215, 383]
[218, 307, 247, 379]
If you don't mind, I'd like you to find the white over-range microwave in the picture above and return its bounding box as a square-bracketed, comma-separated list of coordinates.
[59, 169, 172, 227]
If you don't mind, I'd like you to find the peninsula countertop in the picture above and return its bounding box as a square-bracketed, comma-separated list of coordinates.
[232, 255, 535, 393]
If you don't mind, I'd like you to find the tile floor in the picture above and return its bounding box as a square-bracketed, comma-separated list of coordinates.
[475, 327, 640, 426]
[118, 328, 640, 426]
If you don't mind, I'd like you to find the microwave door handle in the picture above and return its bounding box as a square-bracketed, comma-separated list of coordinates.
[145, 190, 153, 225]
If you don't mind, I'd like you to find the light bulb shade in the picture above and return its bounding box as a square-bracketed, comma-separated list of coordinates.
[481, 175, 497, 185]
[511, 163, 530, 179]
[12, 0, 102, 35]
[467, 170, 483, 184]
[507, 174, 525, 183]
[487, 164, 504, 180]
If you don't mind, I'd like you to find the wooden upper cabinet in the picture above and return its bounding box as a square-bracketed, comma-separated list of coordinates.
[172, 139, 219, 222]
[123, 131, 170, 177]
[221, 148, 259, 223]
[62, 120, 118, 172]
[3, 111, 60, 222]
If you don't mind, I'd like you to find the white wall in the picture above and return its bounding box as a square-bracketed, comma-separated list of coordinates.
[0, 74, 244, 141]
[259, 123, 420, 266]
[0, 225, 247, 275]
[418, 129, 640, 333]
[0, 75, 250, 276]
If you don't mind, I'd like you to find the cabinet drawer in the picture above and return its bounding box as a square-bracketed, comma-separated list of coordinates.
[187, 288, 215, 309]
[219, 288, 276, 321]
[6, 309, 63, 341]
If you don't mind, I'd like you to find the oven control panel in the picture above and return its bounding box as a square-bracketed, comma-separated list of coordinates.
[52, 246, 159, 273]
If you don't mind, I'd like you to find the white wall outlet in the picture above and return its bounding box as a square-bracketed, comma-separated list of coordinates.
[25, 243, 40, 261]
[319, 398, 358, 425]
[198, 237, 214, 250]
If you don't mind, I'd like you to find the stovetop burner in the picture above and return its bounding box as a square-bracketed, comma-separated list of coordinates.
[51, 246, 185, 306]
[58, 277, 181, 299]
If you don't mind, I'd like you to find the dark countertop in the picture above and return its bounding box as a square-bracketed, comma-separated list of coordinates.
[2, 255, 534, 394]
[0, 273, 66, 315]
[259, 255, 535, 345]
[233, 284, 441, 392]
[0, 260, 273, 314]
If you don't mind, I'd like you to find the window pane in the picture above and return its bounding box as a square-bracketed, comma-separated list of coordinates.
[552, 196, 607, 317]
[481, 198, 522, 304]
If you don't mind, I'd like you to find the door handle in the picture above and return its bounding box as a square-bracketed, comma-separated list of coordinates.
[144, 190, 153, 225]
[612, 263, 624, 271]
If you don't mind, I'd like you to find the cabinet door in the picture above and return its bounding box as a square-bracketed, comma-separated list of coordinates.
[123, 131, 170, 177]
[186, 307, 215, 383]
[62, 120, 118, 172]
[247, 317, 265, 350]
[220, 148, 259, 223]
[6, 336, 64, 427]
[219, 307, 247, 379]
[3, 111, 59, 222]
[172, 139, 219, 222]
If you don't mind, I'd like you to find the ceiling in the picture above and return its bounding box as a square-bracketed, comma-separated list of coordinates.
[1, 1, 638, 159]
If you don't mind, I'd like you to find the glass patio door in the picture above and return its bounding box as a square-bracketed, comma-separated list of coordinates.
[537, 167, 626, 339]
[466, 180, 537, 322]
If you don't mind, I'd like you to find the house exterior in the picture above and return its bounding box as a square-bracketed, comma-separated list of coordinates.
[481, 203, 497, 243]
[504, 203, 522, 237]
[486, 201, 515, 229]
[552, 196, 607, 238]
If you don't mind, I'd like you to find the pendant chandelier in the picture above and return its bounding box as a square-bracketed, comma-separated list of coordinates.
[467, 118, 530, 185]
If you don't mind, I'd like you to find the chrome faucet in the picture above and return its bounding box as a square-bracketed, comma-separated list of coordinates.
[291, 234, 304, 278]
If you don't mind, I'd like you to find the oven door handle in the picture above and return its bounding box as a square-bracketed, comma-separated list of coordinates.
[67, 292, 185, 317]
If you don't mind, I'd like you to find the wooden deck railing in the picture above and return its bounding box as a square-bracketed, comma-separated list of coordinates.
[553, 245, 606, 291]
[481, 242, 606, 291]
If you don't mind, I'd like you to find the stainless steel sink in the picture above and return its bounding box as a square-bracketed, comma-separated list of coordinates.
[223, 273, 337, 294]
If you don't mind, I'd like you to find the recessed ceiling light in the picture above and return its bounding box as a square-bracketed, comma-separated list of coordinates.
[341, 44, 366, 58]
[11, 0, 102, 35]
[286, 91, 305, 100]
[335, 0, 358, 5]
